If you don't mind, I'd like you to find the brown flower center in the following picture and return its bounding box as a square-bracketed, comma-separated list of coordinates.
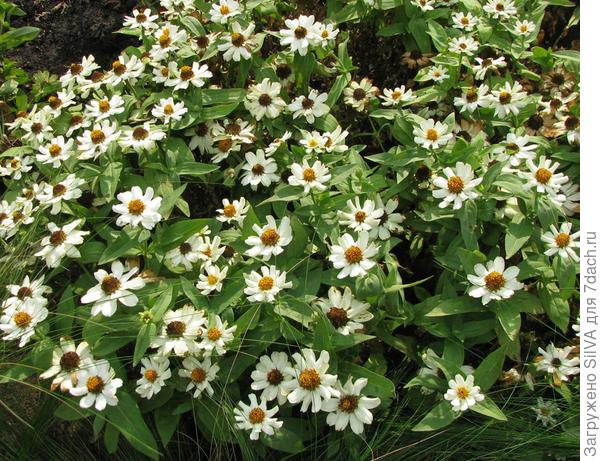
[136, 13, 147, 23]
[258, 276, 274, 291]
[327, 307, 349, 328]
[248, 407, 265, 424]
[267, 368, 283, 385]
[101, 276, 121, 294]
[344, 245, 363, 264]
[191, 367, 206, 383]
[52, 184, 67, 197]
[144, 369, 158, 382]
[252, 164, 265, 175]
[17, 286, 33, 300]
[499, 91, 512, 104]
[180, 65, 194, 81]
[301, 97, 314, 110]
[179, 242, 192, 255]
[260, 228, 280, 246]
[128, 199, 146, 215]
[90, 129, 106, 144]
[70, 63, 83, 75]
[86, 375, 104, 393]
[98, 100, 111, 113]
[217, 138, 233, 153]
[48, 96, 62, 110]
[294, 26, 307, 39]
[49, 230, 67, 246]
[166, 320, 186, 337]
[231, 32, 245, 47]
[466, 88, 478, 103]
[60, 351, 80, 371]
[302, 168, 316, 182]
[196, 123, 209, 136]
[31, 122, 43, 134]
[355, 211, 367, 223]
[447, 176, 465, 194]
[276, 64, 292, 79]
[338, 394, 359, 412]
[258, 94, 272, 106]
[484, 271, 505, 291]
[555, 233, 571, 248]
[112, 61, 126, 76]
[132, 127, 149, 141]
[565, 116, 579, 130]
[298, 368, 321, 390]
[426, 128, 439, 141]
[535, 168, 552, 185]
[353, 88, 367, 101]
[13, 311, 32, 328]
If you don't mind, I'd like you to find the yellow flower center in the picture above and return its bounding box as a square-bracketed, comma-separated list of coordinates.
[220, 5, 230, 14]
[535, 168, 552, 185]
[163, 104, 174, 115]
[207, 274, 219, 285]
[144, 369, 158, 382]
[484, 271, 505, 291]
[248, 407, 265, 424]
[344, 245, 363, 264]
[258, 276, 274, 291]
[555, 233, 570, 248]
[207, 327, 222, 342]
[456, 386, 470, 399]
[180, 65, 194, 81]
[260, 228, 280, 246]
[426, 128, 439, 141]
[128, 199, 146, 215]
[223, 204, 236, 217]
[354, 211, 367, 223]
[338, 395, 359, 412]
[13, 311, 32, 328]
[499, 91, 512, 104]
[191, 367, 206, 383]
[132, 127, 149, 141]
[447, 176, 465, 194]
[91, 129, 106, 144]
[303, 168, 316, 182]
[298, 368, 321, 390]
[231, 32, 245, 47]
[98, 100, 111, 113]
[87, 375, 105, 393]
[49, 144, 62, 157]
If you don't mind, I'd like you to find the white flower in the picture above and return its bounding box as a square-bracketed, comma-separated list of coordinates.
[39, 338, 93, 392]
[283, 349, 339, 412]
[85, 95, 125, 121]
[338, 197, 384, 233]
[165, 234, 203, 271]
[418, 349, 475, 395]
[318, 286, 373, 335]
[218, 22, 255, 62]
[448, 36, 479, 55]
[210, 0, 241, 24]
[514, 19, 536, 36]
[288, 160, 331, 193]
[413, 119, 453, 150]
[240, 149, 279, 190]
[473, 56, 506, 80]
[35, 219, 89, 268]
[555, 113, 580, 144]
[244, 79, 286, 120]
[123, 8, 159, 31]
[36, 136, 74, 168]
[216, 197, 249, 225]
[197, 235, 225, 267]
[444, 374, 485, 412]
[288, 90, 329, 123]
[452, 12, 479, 31]
[37, 174, 85, 215]
[251, 352, 293, 405]
[483, 0, 517, 19]
[151, 305, 206, 356]
[322, 126, 349, 153]
[179, 356, 220, 398]
[495, 133, 537, 167]
[199, 316, 237, 355]
[1, 275, 50, 317]
[69, 359, 123, 411]
[328, 232, 379, 279]
[186, 122, 214, 154]
[536, 343, 580, 382]
[212, 118, 255, 144]
[152, 97, 188, 123]
[427, 66, 449, 82]
[113, 186, 163, 230]
[210, 135, 242, 163]
[467, 256, 523, 305]
[245, 215, 293, 261]
[380, 86, 415, 106]
[60, 55, 100, 88]
[370, 196, 405, 240]
[166, 62, 212, 91]
[432, 162, 482, 210]
[323, 377, 381, 434]
[81, 260, 145, 317]
[0, 155, 33, 179]
[412, 0, 435, 11]
[299, 130, 326, 153]
[135, 356, 171, 400]
[119, 123, 166, 153]
[343, 78, 379, 112]
[107, 54, 145, 86]
[280, 15, 319, 55]
[488, 82, 528, 118]
[454, 85, 490, 113]
[542, 223, 580, 262]
[561, 181, 580, 216]
[196, 265, 228, 295]
[234, 394, 283, 440]
[244, 266, 292, 303]
[532, 397, 561, 427]
[77, 120, 121, 160]
[314, 22, 339, 46]
[521, 156, 569, 200]
[0, 303, 48, 347]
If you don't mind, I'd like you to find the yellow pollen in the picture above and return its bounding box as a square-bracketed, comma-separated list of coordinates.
[535, 168, 552, 184]
[220, 5, 230, 14]
[338, 395, 359, 413]
[391, 90, 402, 100]
[206, 327, 222, 342]
[86, 375, 104, 393]
[90, 129, 106, 144]
[260, 228, 280, 246]
[303, 168, 316, 182]
[98, 100, 111, 113]
[258, 276, 274, 291]
[223, 204, 236, 217]
[298, 368, 321, 390]
[456, 386, 470, 399]
[49, 144, 62, 157]
[163, 104, 174, 115]
[426, 128, 439, 141]
[354, 211, 367, 223]
[484, 271, 505, 291]
[13, 311, 32, 328]
[447, 176, 465, 194]
[344, 245, 363, 264]
[248, 407, 265, 424]
[207, 274, 219, 285]
[144, 369, 158, 382]
[555, 233, 570, 248]
[180, 65, 194, 81]
[191, 367, 206, 383]
[128, 199, 145, 215]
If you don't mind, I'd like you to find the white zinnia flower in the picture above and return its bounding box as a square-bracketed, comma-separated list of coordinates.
[288, 160, 331, 193]
[514, 19, 536, 36]
[119, 123, 166, 153]
[495, 133, 537, 167]
[0, 303, 48, 347]
[532, 397, 561, 427]
[536, 343, 580, 382]
[328, 232, 379, 279]
[338, 197, 384, 233]
[39, 338, 93, 392]
[165, 234, 203, 271]
[244, 79, 286, 120]
[166, 62, 212, 91]
[199, 315, 237, 355]
[467, 256, 523, 305]
[432, 162, 483, 210]
[343, 78, 379, 112]
[106, 54, 145, 85]
[288, 90, 329, 124]
[279, 15, 318, 55]
[69, 359, 123, 411]
[370, 196, 405, 240]
[151, 97, 188, 123]
[135, 356, 171, 399]
[318, 286, 373, 335]
[218, 22, 255, 62]
[244, 266, 292, 303]
[36, 136, 74, 168]
[85, 95, 125, 121]
[210, 0, 241, 24]
[448, 36, 479, 55]
[427, 66, 449, 82]
[521, 156, 569, 201]
[452, 12, 479, 31]
[234, 394, 283, 440]
[1, 275, 51, 317]
[123, 8, 159, 31]
[216, 197, 249, 225]
[413, 119, 453, 150]
[412, 0, 435, 11]
[37, 174, 85, 215]
[380, 86, 415, 106]
[179, 356, 219, 398]
[488, 82, 528, 118]
[77, 120, 121, 160]
[196, 265, 228, 295]
[81, 260, 145, 317]
[444, 374, 485, 412]
[151, 305, 206, 356]
[542, 223, 580, 262]
[113, 186, 163, 230]
[240, 149, 279, 190]
[245, 215, 293, 261]
[454, 85, 490, 113]
[323, 377, 381, 434]
[483, 0, 517, 19]
[35, 219, 89, 268]
[473, 56, 506, 80]
[251, 352, 293, 405]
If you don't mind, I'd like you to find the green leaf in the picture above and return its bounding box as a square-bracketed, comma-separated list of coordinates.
[261, 426, 305, 454]
[99, 231, 141, 265]
[0, 26, 40, 50]
[154, 218, 212, 250]
[158, 184, 187, 218]
[177, 162, 219, 176]
[54, 399, 90, 421]
[339, 363, 395, 400]
[495, 302, 521, 340]
[154, 406, 180, 447]
[54, 285, 75, 336]
[427, 20, 448, 52]
[540, 284, 570, 332]
[408, 18, 431, 52]
[179, 276, 205, 308]
[505, 218, 533, 258]
[425, 297, 484, 317]
[474, 347, 506, 391]
[459, 200, 478, 250]
[471, 398, 507, 421]
[133, 323, 156, 366]
[413, 401, 460, 431]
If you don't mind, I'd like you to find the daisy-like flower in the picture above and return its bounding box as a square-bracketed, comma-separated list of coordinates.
[151, 305, 206, 356]
[113, 186, 163, 230]
[36, 136, 75, 168]
[199, 315, 237, 355]
[179, 356, 219, 398]
[343, 78, 379, 112]
[444, 374, 485, 412]
[542, 223, 580, 262]
[251, 352, 293, 405]
[264, 131, 293, 155]
[536, 343, 580, 383]
[452, 12, 479, 31]
[314, 22, 339, 47]
[123, 8, 159, 31]
[77, 121, 121, 160]
[454, 85, 490, 113]
[0, 303, 48, 347]
[467, 256, 524, 305]
[323, 126, 349, 153]
[81, 261, 145, 317]
[135, 356, 171, 400]
[245, 215, 293, 261]
[218, 22, 255, 62]
[244, 79, 286, 120]
[196, 265, 228, 295]
[411, 0, 435, 11]
[555, 113, 580, 144]
[187, 122, 214, 154]
[427, 66, 450, 82]
[119, 123, 166, 153]
[514, 19, 536, 36]
[417, 349, 475, 395]
[69, 359, 123, 411]
[165, 234, 203, 271]
[106, 54, 145, 86]
[288, 90, 329, 124]
[495, 133, 538, 167]
[210, 0, 241, 24]
[234, 394, 283, 440]
[35, 219, 89, 268]
[413, 119, 453, 150]
[212, 118, 255, 145]
[60, 55, 100, 88]
[280, 15, 318, 56]
[85, 95, 125, 121]
[380, 86, 415, 107]
[432, 162, 483, 210]
[240, 149, 279, 190]
[151, 97, 188, 123]
[65, 113, 90, 137]
[561, 181, 580, 216]
[521, 156, 569, 200]
[283, 349, 339, 413]
[488, 82, 528, 118]
[166, 62, 212, 91]
[197, 235, 226, 267]
[299, 130, 326, 153]
[449, 36, 479, 55]
[338, 198, 384, 233]
[0, 155, 33, 180]
[288, 160, 331, 193]
[483, 0, 517, 19]
[209, 135, 242, 163]
[37, 174, 85, 215]
[216, 197, 249, 225]
[323, 377, 381, 434]
[244, 266, 292, 303]
[39, 338, 93, 392]
[532, 397, 561, 427]
[328, 232, 379, 279]
[1, 276, 50, 317]
[371, 196, 405, 240]
[318, 286, 373, 335]
[473, 56, 506, 80]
